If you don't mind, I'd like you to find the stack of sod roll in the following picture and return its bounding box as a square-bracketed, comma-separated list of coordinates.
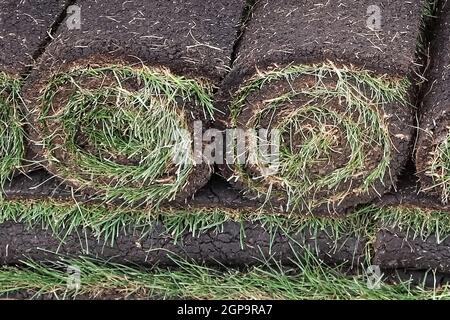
[373, 2, 450, 273]
[4, 0, 450, 299]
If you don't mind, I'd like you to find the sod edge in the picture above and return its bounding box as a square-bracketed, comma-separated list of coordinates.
[0, 199, 374, 248]
[1, 199, 450, 249]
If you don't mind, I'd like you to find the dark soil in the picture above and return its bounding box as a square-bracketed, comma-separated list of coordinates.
[416, 1, 450, 199]
[374, 227, 450, 273]
[0, 0, 69, 76]
[3, 169, 75, 200]
[372, 180, 450, 274]
[25, 0, 246, 83]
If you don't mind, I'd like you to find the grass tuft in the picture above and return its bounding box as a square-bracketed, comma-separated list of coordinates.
[416, 0, 439, 59]
[424, 136, 450, 203]
[0, 72, 23, 187]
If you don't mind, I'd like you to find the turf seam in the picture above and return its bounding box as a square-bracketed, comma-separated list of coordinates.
[415, 0, 450, 202]
[411, 0, 441, 171]
[229, 0, 257, 69]
[21, 0, 77, 81]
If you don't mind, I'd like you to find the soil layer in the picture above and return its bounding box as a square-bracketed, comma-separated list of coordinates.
[374, 227, 450, 272]
[230, 0, 425, 84]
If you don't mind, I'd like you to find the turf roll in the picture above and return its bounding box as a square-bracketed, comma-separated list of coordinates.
[0, 200, 370, 268]
[0, 0, 69, 184]
[22, 0, 245, 205]
[222, 0, 426, 214]
[416, 3, 450, 203]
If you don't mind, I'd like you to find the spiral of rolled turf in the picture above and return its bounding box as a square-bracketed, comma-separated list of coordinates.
[27, 62, 214, 205]
[0, 72, 23, 184]
[226, 63, 412, 213]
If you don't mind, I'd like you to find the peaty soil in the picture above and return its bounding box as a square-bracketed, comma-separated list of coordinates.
[0, 0, 69, 76]
[374, 226, 450, 273]
[229, 0, 425, 86]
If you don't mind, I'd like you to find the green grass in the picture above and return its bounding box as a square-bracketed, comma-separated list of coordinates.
[36, 64, 215, 206]
[229, 62, 410, 212]
[0, 72, 23, 187]
[0, 254, 449, 300]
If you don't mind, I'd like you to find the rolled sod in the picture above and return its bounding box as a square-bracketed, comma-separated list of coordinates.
[221, 0, 426, 214]
[0, 200, 370, 268]
[0, 0, 68, 184]
[416, 3, 450, 204]
[373, 205, 450, 272]
[22, 0, 245, 205]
